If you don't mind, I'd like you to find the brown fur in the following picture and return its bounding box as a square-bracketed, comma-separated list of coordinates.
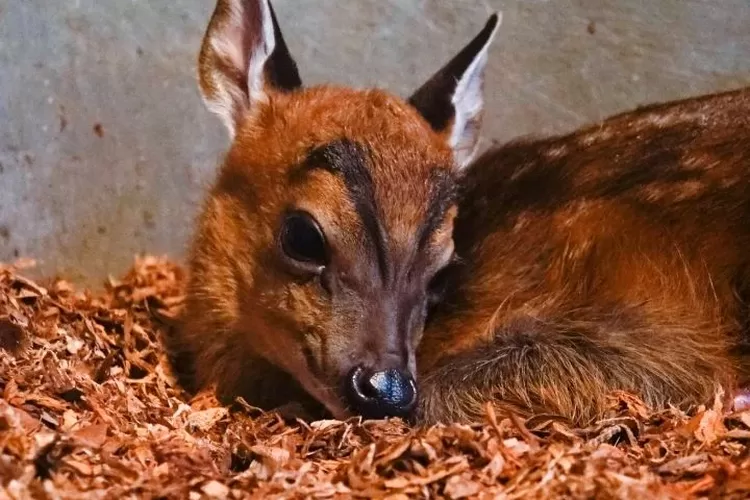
[418, 87, 750, 424]
[170, 86, 457, 417]
[166, 0, 750, 425]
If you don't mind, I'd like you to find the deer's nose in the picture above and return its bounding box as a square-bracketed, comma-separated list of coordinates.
[345, 366, 417, 419]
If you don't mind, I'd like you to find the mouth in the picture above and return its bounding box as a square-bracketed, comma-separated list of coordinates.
[254, 327, 417, 421]
[293, 369, 420, 422]
[296, 377, 351, 420]
[279, 357, 420, 422]
[248, 332, 351, 420]
[281, 354, 352, 420]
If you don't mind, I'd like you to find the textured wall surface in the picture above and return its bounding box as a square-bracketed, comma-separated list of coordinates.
[1, 0, 749, 284]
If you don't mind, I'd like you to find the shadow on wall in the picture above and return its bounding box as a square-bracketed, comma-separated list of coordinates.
[0, 0, 749, 285]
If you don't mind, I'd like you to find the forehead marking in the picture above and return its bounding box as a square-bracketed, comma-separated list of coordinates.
[305, 139, 389, 282]
[303, 139, 458, 283]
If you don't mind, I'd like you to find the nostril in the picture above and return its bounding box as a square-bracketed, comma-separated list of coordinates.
[345, 366, 417, 419]
[346, 366, 373, 401]
[358, 374, 381, 400]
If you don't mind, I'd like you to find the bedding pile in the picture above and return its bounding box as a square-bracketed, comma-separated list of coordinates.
[2, 256, 750, 499]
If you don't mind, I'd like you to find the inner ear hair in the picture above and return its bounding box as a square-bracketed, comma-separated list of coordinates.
[198, 0, 302, 137]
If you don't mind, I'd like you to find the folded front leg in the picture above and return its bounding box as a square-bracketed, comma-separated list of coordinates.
[417, 309, 736, 425]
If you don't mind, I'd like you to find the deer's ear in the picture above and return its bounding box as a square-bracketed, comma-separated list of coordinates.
[408, 13, 501, 169]
[198, 0, 302, 137]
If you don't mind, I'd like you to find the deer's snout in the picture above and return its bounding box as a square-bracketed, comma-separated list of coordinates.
[344, 365, 417, 419]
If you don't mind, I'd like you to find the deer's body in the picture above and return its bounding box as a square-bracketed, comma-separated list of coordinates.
[166, 0, 750, 425]
[419, 87, 750, 423]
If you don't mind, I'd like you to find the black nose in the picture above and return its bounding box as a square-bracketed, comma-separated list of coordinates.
[345, 366, 417, 419]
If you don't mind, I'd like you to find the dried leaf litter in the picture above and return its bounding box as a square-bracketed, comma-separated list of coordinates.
[1, 256, 750, 499]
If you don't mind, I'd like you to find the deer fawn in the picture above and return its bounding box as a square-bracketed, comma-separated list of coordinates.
[165, 0, 750, 424]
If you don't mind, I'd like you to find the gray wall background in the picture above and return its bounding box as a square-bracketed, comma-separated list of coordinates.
[1, 0, 749, 285]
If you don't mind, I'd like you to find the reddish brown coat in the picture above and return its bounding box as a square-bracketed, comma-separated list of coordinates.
[419, 87, 750, 423]
[166, 0, 750, 425]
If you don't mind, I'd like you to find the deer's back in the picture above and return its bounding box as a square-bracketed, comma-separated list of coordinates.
[422, 87, 750, 376]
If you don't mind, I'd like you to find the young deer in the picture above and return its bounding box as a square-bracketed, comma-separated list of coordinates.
[166, 0, 750, 424]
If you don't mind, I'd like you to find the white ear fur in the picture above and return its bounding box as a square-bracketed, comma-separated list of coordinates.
[245, 0, 275, 104]
[407, 13, 501, 170]
[450, 13, 501, 169]
[202, 25, 248, 138]
[199, 0, 300, 138]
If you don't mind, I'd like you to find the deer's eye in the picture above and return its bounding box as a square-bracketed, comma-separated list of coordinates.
[426, 252, 459, 307]
[281, 211, 328, 265]
[427, 264, 452, 306]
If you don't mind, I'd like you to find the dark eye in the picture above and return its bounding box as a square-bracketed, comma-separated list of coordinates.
[281, 211, 328, 265]
[426, 264, 453, 307]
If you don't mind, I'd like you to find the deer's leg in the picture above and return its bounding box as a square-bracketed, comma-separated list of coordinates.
[417, 309, 736, 425]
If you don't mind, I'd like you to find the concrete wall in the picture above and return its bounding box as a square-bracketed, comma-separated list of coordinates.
[1, 0, 749, 284]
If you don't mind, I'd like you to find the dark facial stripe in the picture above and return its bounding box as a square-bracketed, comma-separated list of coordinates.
[417, 168, 458, 251]
[304, 139, 389, 281]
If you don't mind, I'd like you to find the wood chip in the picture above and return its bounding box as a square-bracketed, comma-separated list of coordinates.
[72, 424, 109, 449]
[201, 480, 229, 499]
